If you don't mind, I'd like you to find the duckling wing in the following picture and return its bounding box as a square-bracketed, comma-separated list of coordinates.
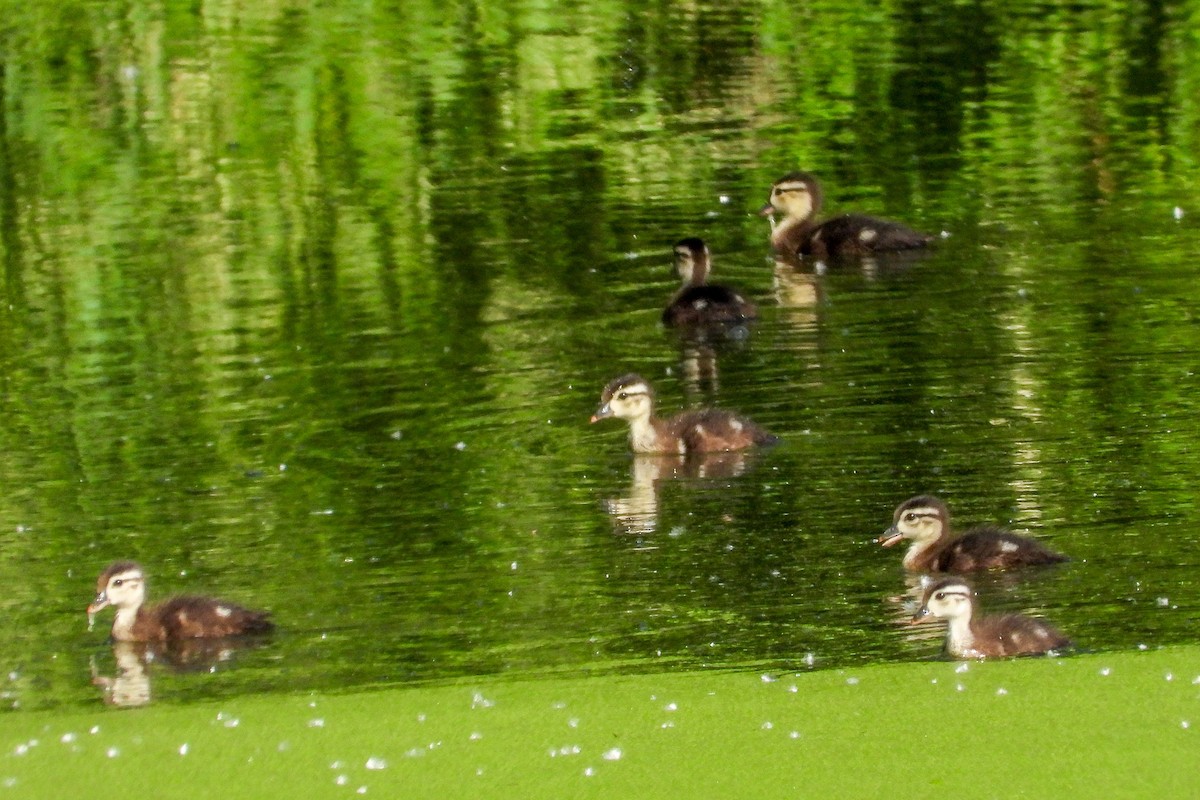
[672, 409, 777, 453]
[978, 614, 1070, 657]
[811, 214, 932, 258]
[939, 527, 1068, 571]
[663, 286, 757, 326]
[156, 596, 274, 639]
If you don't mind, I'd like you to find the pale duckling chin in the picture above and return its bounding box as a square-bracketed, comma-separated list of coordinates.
[87, 561, 274, 642]
[760, 171, 932, 261]
[912, 577, 1070, 659]
[878, 495, 1068, 573]
[589, 373, 778, 455]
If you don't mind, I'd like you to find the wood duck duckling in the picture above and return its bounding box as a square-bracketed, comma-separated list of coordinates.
[878, 495, 1068, 573]
[912, 577, 1070, 659]
[662, 238, 757, 328]
[87, 561, 274, 642]
[760, 172, 932, 261]
[590, 373, 778, 455]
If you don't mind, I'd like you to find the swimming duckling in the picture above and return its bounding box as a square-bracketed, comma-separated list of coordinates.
[590, 373, 777, 454]
[760, 172, 932, 260]
[87, 561, 274, 642]
[912, 577, 1070, 659]
[878, 495, 1068, 573]
[662, 238, 757, 328]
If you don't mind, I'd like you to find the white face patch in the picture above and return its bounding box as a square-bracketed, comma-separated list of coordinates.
[858, 228, 878, 243]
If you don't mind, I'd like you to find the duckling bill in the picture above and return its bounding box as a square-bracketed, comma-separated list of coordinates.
[761, 172, 932, 261]
[590, 373, 777, 455]
[88, 561, 274, 642]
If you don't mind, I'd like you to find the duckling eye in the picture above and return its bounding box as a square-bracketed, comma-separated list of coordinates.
[617, 392, 627, 400]
[934, 592, 946, 601]
[904, 512, 917, 523]
[112, 579, 123, 586]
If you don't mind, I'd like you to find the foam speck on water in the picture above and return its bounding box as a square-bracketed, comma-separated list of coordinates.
[602, 747, 622, 761]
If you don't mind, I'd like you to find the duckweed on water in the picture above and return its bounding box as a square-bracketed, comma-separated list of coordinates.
[2, 647, 1197, 798]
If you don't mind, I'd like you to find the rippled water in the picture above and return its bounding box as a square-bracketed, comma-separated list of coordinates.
[1, 0, 1198, 710]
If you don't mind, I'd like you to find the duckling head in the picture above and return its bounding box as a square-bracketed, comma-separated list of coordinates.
[88, 561, 147, 626]
[759, 172, 823, 223]
[590, 374, 654, 425]
[672, 237, 710, 286]
[877, 494, 950, 548]
[912, 577, 974, 624]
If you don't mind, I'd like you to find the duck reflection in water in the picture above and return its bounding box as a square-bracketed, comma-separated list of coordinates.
[91, 637, 271, 708]
[603, 450, 766, 538]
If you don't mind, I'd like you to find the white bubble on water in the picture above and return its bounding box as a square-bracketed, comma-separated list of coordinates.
[955, 663, 970, 674]
[365, 757, 387, 770]
[602, 747, 622, 761]
[583, 767, 596, 777]
[1099, 668, 1111, 676]
[335, 775, 349, 786]
[308, 718, 326, 728]
[106, 747, 120, 758]
[664, 702, 678, 712]
[996, 688, 1008, 696]
[60, 733, 76, 744]
[179, 743, 189, 756]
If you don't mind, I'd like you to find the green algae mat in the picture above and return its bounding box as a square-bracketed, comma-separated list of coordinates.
[4, 648, 1197, 798]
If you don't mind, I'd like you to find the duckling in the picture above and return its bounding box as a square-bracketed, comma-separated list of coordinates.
[878, 495, 1068, 573]
[760, 172, 932, 260]
[589, 373, 777, 454]
[662, 238, 757, 328]
[87, 561, 274, 642]
[912, 577, 1070, 658]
